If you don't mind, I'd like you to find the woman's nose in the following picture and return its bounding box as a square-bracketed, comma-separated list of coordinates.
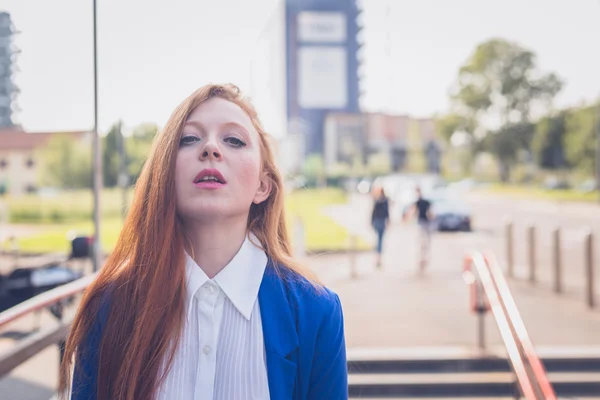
[199, 141, 221, 161]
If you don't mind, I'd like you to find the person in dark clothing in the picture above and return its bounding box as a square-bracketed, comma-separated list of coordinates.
[405, 186, 433, 274]
[371, 186, 390, 268]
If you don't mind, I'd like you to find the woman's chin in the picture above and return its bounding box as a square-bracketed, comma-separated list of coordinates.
[179, 204, 245, 223]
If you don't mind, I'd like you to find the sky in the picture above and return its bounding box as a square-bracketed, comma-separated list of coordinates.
[2, 0, 600, 135]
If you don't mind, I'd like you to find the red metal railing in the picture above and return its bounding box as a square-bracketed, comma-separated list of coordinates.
[0, 272, 97, 378]
[466, 251, 556, 400]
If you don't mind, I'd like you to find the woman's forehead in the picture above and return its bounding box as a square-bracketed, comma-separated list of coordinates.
[186, 97, 254, 130]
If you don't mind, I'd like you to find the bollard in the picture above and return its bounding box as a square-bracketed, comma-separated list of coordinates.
[585, 230, 595, 308]
[553, 228, 562, 294]
[476, 279, 487, 351]
[527, 224, 536, 283]
[505, 219, 514, 277]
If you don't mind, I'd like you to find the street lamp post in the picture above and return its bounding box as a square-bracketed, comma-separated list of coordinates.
[92, 0, 102, 272]
[596, 97, 600, 203]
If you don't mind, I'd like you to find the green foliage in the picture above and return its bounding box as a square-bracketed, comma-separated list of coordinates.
[532, 112, 568, 169]
[564, 103, 598, 174]
[102, 122, 157, 187]
[447, 38, 563, 181]
[103, 122, 122, 187]
[37, 133, 92, 189]
[435, 113, 476, 143]
[126, 123, 157, 183]
[366, 152, 391, 176]
[302, 154, 326, 186]
[5, 188, 126, 223]
[3, 188, 367, 254]
[454, 39, 561, 123]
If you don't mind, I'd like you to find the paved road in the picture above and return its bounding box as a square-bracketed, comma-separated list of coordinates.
[2, 191, 600, 399]
[466, 192, 600, 297]
[320, 192, 600, 349]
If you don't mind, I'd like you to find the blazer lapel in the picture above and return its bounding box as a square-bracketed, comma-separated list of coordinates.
[259, 263, 299, 400]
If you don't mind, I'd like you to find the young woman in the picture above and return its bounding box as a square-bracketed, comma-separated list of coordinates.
[371, 186, 390, 268]
[58, 84, 348, 400]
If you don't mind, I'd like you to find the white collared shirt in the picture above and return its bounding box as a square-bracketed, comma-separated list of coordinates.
[156, 234, 270, 400]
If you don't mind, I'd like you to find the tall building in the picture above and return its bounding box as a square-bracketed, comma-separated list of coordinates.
[251, 0, 362, 165]
[0, 12, 19, 128]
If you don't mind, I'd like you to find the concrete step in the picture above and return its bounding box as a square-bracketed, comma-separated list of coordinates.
[347, 372, 600, 398]
[349, 398, 600, 400]
[347, 346, 600, 374]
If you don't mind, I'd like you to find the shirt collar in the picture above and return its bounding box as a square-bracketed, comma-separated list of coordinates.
[184, 233, 267, 322]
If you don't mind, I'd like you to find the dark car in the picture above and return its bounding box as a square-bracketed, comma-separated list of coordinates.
[0, 263, 83, 312]
[431, 197, 472, 232]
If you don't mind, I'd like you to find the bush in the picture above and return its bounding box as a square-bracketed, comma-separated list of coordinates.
[10, 208, 43, 223]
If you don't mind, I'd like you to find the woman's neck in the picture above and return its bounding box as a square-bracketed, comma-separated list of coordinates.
[182, 217, 248, 279]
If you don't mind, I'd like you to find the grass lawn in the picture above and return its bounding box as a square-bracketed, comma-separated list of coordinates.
[1, 188, 366, 254]
[480, 184, 599, 203]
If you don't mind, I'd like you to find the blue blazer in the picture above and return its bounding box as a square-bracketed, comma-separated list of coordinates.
[71, 262, 348, 399]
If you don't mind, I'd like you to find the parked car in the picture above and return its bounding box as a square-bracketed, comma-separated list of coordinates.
[0, 263, 83, 312]
[579, 179, 597, 193]
[543, 176, 571, 190]
[431, 197, 472, 232]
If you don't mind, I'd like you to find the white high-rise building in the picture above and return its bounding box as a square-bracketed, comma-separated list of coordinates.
[0, 12, 19, 128]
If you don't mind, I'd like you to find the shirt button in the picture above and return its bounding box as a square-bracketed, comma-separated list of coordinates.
[206, 284, 217, 295]
[202, 345, 211, 355]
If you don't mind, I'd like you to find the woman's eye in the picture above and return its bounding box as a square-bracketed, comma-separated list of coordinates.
[180, 135, 200, 146]
[225, 137, 246, 148]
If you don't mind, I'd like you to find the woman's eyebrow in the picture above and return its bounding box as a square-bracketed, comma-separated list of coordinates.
[221, 122, 251, 138]
[183, 120, 205, 131]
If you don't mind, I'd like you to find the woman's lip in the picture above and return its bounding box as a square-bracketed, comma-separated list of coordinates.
[194, 181, 226, 189]
[194, 168, 226, 184]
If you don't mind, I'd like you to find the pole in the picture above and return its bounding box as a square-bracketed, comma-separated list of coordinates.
[92, 0, 102, 272]
[477, 280, 486, 351]
[505, 219, 514, 277]
[553, 227, 562, 294]
[596, 98, 600, 203]
[527, 224, 536, 283]
[585, 230, 595, 309]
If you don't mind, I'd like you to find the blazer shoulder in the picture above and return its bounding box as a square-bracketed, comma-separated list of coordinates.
[274, 264, 342, 317]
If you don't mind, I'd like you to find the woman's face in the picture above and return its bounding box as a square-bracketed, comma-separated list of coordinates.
[174, 97, 271, 223]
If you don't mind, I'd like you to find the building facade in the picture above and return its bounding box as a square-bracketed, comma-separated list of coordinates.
[0, 12, 19, 128]
[324, 112, 442, 174]
[0, 129, 91, 196]
[251, 0, 362, 166]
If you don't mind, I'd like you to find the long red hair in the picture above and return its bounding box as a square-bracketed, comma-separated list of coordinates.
[58, 84, 318, 400]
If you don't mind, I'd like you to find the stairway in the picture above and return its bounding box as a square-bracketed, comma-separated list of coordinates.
[347, 348, 600, 398]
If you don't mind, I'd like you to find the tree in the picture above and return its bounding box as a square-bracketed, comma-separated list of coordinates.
[302, 154, 326, 187]
[367, 152, 391, 176]
[101, 121, 158, 187]
[564, 103, 597, 174]
[448, 38, 562, 181]
[38, 133, 92, 189]
[484, 122, 536, 181]
[532, 112, 568, 169]
[435, 113, 475, 143]
[103, 121, 122, 187]
[126, 123, 158, 183]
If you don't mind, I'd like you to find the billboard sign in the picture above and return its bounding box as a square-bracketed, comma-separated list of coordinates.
[297, 12, 346, 43]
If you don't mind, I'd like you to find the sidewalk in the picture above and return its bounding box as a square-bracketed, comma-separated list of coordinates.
[314, 193, 600, 349]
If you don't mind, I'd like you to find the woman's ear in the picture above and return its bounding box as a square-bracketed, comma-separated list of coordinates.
[253, 172, 272, 204]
